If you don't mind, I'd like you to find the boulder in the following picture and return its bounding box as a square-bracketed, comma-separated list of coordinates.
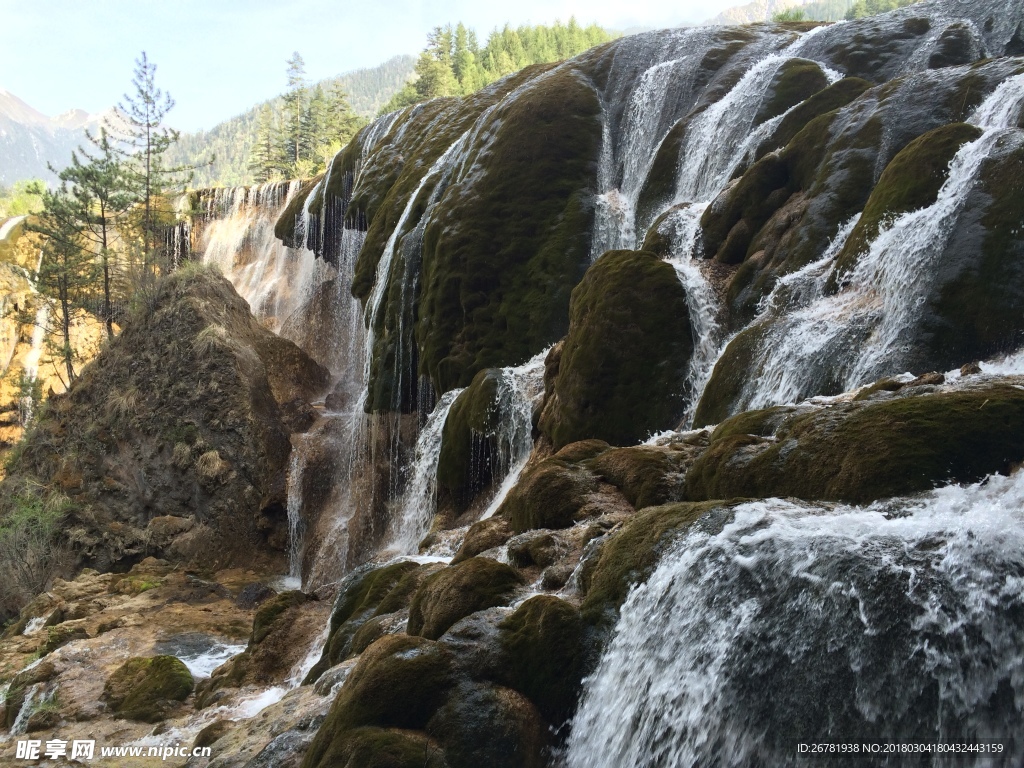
[102, 655, 194, 722]
[408, 558, 524, 640]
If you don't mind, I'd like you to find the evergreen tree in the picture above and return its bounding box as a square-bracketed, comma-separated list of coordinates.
[249, 104, 282, 183]
[281, 52, 308, 174]
[109, 52, 192, 273]
[26, 187, 97, 386]
[57, 128, 133, 340]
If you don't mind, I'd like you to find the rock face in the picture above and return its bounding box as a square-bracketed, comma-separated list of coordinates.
[0, 266, 329, 598]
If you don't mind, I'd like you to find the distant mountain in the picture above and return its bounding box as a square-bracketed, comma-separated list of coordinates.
[0, 89, 105, 186]
[166, 55, 416, 188]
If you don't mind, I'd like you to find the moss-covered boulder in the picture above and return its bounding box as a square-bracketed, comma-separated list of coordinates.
[538, 250, 694, 449]
[588, 445, 690, 510]
[686, 385, 1024, 504]
[451, 517, 513, 564]
[102, 655, 194, 722]
[497, 457, 599, 533]
[3, 660, 57, 730]
[580, 502, 721, 627]
[408, 558, 524, 640]
[304, 726, 447, 768]
[301, 635, 454, 767]
[305, 561, 428, 682]
[428, 683, 548, 768]
[756, 58, 830, 124]
[436, 369, 502, 514]
[497, 596, 588, 724]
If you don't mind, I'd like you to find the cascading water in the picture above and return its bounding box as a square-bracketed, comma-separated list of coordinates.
[478, 349, 550, 519]
[713, 72, 1024, 414]
[566, 470, 1024, 766]
[385, 387, 465, 554]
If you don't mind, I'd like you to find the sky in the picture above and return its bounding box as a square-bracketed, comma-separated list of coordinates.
[0, 0, 745, 132]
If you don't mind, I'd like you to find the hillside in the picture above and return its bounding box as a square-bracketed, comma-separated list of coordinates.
[165, 55, 416, 188]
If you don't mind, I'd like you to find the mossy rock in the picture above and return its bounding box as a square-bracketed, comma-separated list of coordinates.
[428, 683, 548, 768]
[407, 557, 524, 640]
[102, 655, 194, 722]
[301, 635, 455, 767]
[304, 725, 448, 768]
[580, 502, 720, 627]
[927, 23, 980, 70]
[451, 517, 513, 564]
[691, 323, 768, 427]
[755, 59, 830, 124]
[273, 176, 323, 248]
[252, 590, 309, 644]
[436, 369, 502, 513]
[538, 250, 694, 450]
[758, 77, 873, 160]
[305, 561, 424, 682]
[3, 661, 57, 730]
[497, 596, 588, 724]
[587, 445, 688, 509]
[413, 66, 602, 399]
[686, 385, 1024, 505]
[831, 122, 984, 280]
[497, 457, 599, 534]
[708, 405, 803, 441]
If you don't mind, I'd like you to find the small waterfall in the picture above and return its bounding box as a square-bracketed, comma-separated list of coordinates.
[478, 349, 549, 519]
[386, 387, 465, 554]
[360, 135, 469, 410]
[566, 471, 1024, 766]
[717, 72, 1024, 413]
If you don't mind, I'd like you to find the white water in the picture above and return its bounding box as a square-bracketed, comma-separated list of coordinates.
[478, 349, 549, 519]
[386, 387, 464, 554]
[709, 73, 1024, 414]
[567, 469, 1024, 766]
[178, 642, 248, 679]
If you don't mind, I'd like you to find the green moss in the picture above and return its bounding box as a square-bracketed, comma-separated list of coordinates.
[272, 176, 323, 247]
[760, 78, 873, 160]
[497, 596, 587, 724]
[306, 561, 422, 681]
[692, 323, 767, 427]
[539, 250, 693, 449]
[756, 59, 830, 124]
[251, 590, 308, 645]
[313, 635, 453, 731]
[709, 405, 801, 441]
[407, 557, 524, 640]
[686, 385, 1024, 504]
[497, 457, 598, 533]
[302, 635, 453, 767]
[580, 502, 720, 627]
[832, 123, 983, 280]
[428, 683, 548, 768]
[587, 445, 687, 509]
[102, 655, 194, 722]
[436, 369, 501, 513]
[414, 67, 602, 399]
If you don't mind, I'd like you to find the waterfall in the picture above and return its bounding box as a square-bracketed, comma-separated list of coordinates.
[713, 72, 1024, 414]
[196, 180, 325, 334]
[478, 349, 549, 520]
[566, 471, 1024, 766]
[385, 387, 465, 554]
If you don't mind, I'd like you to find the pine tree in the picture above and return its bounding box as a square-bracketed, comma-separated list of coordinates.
[109, 52, 192, 274]
[57, 128, 133, 339]
[281, 52, 308, 174]
[249, 104, 282, 183]
[26, 187, 97, 386]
